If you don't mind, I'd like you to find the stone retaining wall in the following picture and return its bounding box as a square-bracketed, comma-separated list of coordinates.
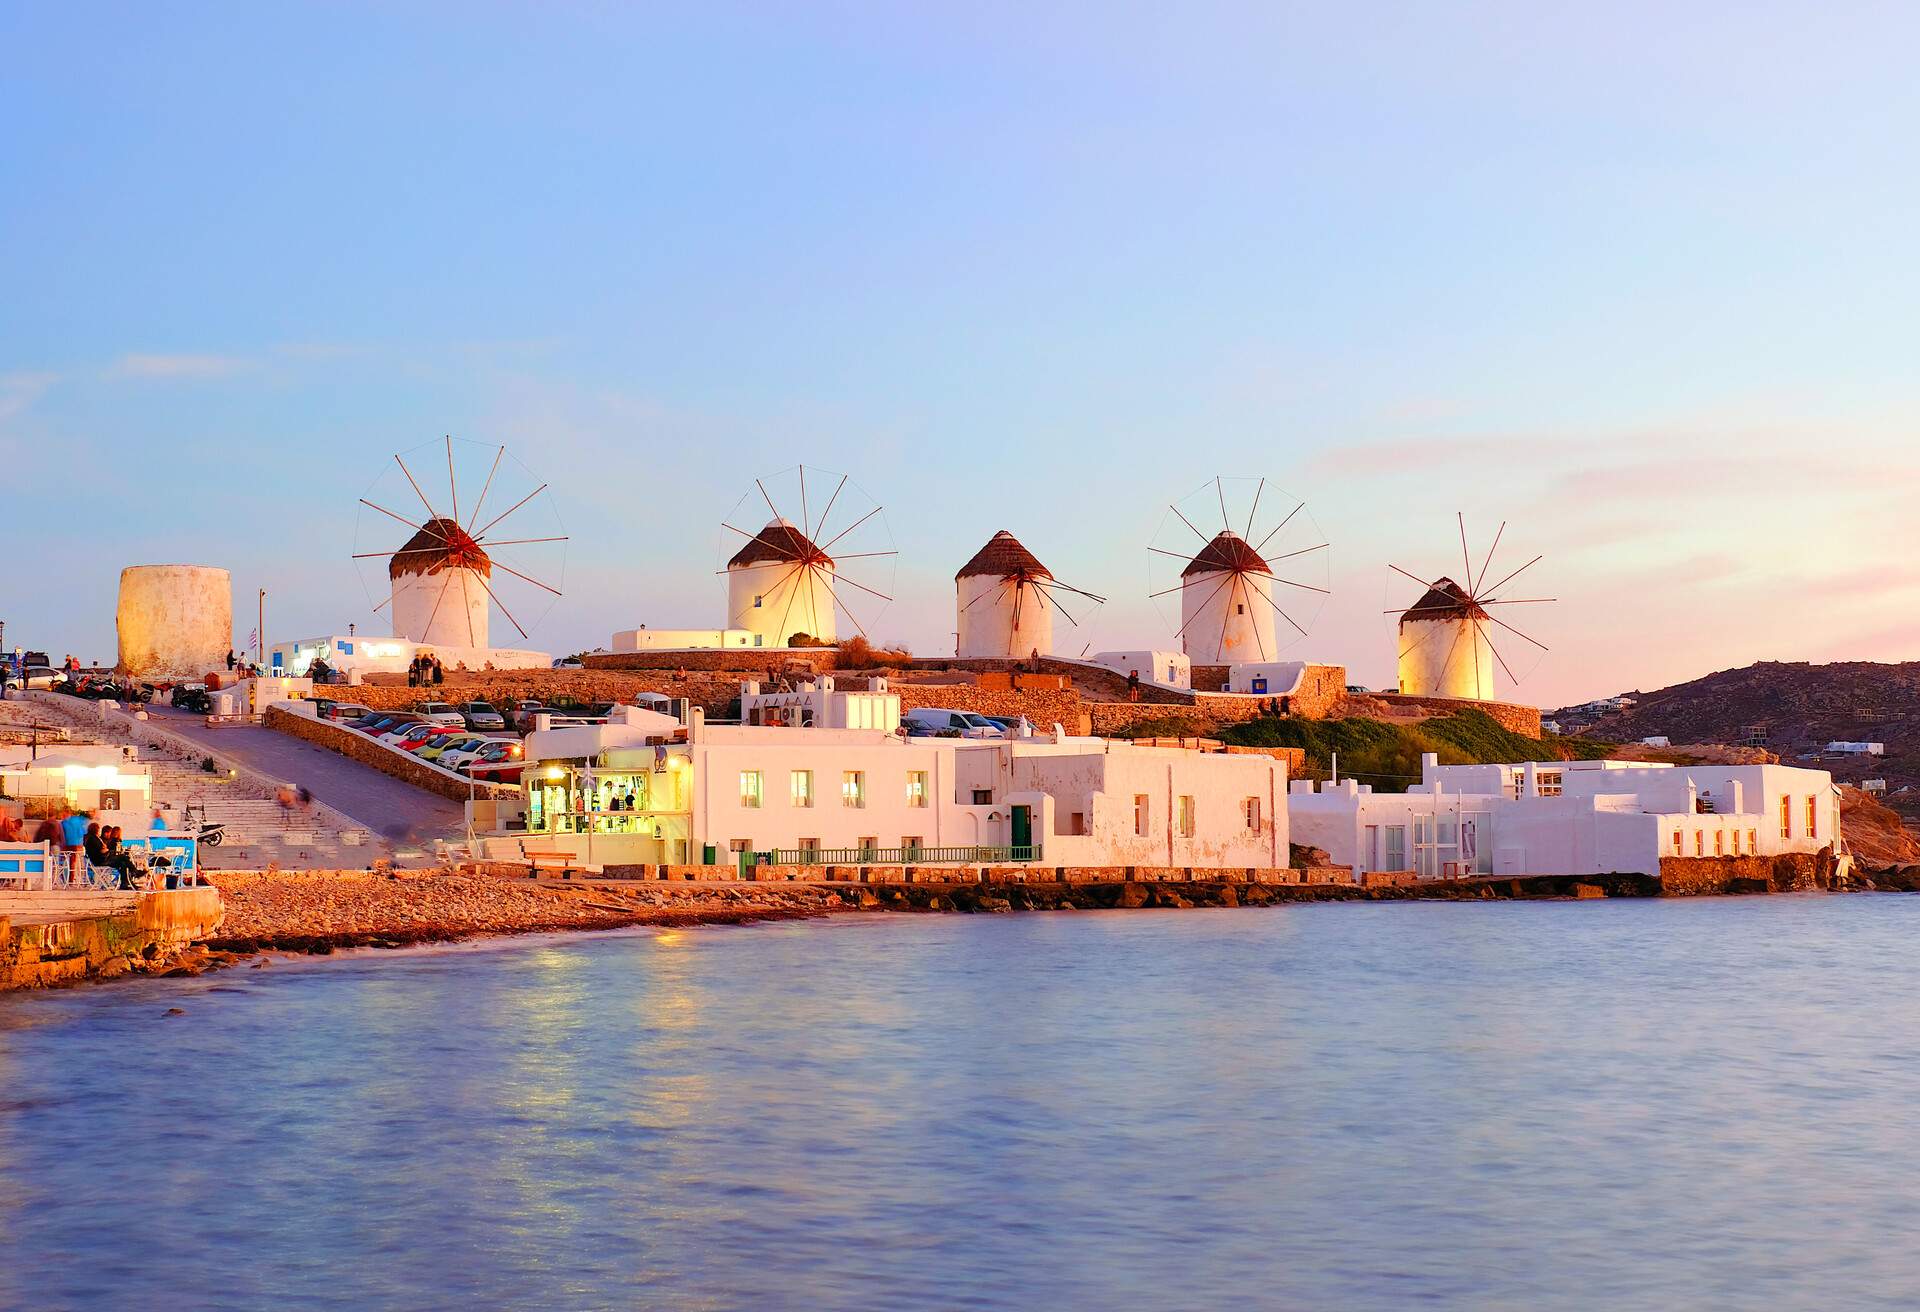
[583, 649, 839, 673]
[265, 707, 517, 802]
[2, 887, 226, 989]
[1658, 849, 1833, 895]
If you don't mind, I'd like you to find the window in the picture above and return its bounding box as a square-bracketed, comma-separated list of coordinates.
[1748, 828, 1758, 853]
[1780, 795, 1792, 839]
[842, 771, 866, 808]
[1537, 771, 1563, 797]
[1067, 812, 1087, 835]
[901, 836, 923, 858]
[1385, 826, 1407, 869]
[858, 836, 878, 859]
[796, 837, 819, 860]
[971, 788, 993, 805]
[1672, 831, 1683, 856]
[1695, 830, 1704, 856]
[1806, 796, 1818, 839]
[1714, 830, 1724, 857]
[1242, 797, 1262, 831]
[1134, 794, 1151, 836]
[790, 770, 814, 808]
[1731, 829, 1741, 856]
[727, 838, 750, 854]
[906, 771, 928, 808]
[1177, 795, 1195, 838]
[739, 770, 763, 808]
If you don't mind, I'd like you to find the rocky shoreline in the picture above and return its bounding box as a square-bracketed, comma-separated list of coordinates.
[33, 859, 1920, 986]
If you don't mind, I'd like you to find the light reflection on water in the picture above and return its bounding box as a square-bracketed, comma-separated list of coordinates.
[4, 897, 1920, 1310]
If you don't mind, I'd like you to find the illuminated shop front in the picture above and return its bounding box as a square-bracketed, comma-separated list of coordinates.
[526, 744, 694, 864]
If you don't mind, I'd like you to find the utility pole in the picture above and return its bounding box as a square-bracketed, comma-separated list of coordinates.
[257, 589, 266, 668]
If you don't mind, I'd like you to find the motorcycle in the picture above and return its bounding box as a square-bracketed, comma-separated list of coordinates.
[181, 802, 226, 848]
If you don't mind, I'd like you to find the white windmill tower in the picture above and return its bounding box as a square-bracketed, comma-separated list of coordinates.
[955, 530, 1106, 659]
[1149, 477, 1330, 666]
[720, 467, 896, 648]
[1388, 515, 1553, 700]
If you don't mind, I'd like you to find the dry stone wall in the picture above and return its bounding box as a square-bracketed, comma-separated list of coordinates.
[265, 708, 517, 801]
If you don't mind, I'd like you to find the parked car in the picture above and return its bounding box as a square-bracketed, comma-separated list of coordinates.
[418, 733, 491, 763]
[464, 759, 524, 785]
[351, 712, 411, 734]
[457, 700, 506, 731]
[443, 737, 523, 771]
[415, 701, 467, 726]
[315, 700, 374, 722]
[396, 726, 465, 755]
[512, 700, 549, 732]
[3, 664, 61, 692]
[375, 719, 437, 747]
[902, 708, 1005, 738]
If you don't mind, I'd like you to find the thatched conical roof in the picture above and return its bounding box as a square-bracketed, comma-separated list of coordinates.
[956, 530, 1051, 581]
[1182, 531, 1269, 579]
[389, 518, 491, 580]
[728, 518, 828, 568]
[1401, 576, 1488, 623]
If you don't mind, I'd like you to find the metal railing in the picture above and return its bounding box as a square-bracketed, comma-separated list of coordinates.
[755, 844, 1042, 866]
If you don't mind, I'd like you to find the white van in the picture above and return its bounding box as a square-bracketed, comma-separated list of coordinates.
[902, 708, 1004, 738]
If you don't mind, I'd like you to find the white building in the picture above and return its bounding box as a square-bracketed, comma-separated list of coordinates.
[611, 627, 766, 652]
[955, 531, 1055, 660]
[1397, 578, 1495, 700]
[510, 684, 1290, 870]
[269, 633, 548, 678]
[1826, 741, 1885, 756]
[1087, 650, 1192, 691]
[1289, 754, 1839, 880]
[0, 744, 153, 832]
[1181, 532, 1277, 663]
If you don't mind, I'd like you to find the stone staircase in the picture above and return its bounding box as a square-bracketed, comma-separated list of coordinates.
[140, 755, 371, 868]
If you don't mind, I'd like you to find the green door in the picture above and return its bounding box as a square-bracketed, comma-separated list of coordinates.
[1011, 805, 1032, 855]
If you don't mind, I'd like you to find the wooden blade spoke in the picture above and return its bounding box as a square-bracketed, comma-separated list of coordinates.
[811, 474, 849, 546]
[756, 478, 782, 525]
[360, 499, 441, 538]
[1483, 610, 1549, 652]
[1244, 477, 1265, 539]
[813, 571, 870, 641]
[1171, 571, 1236, 641]
[447, 435, 460, 527]
[474, 570, 530, 641]
[488, 558, 563, 597]
[771, 561, 806, 646]
[1033, 578, 1108, 604]
[1478, 554, 1543, 602]
[960, 579, 1013, 614]
[471, 484, 549, 540]
[799, 465, 809, 541]
[815, 504, 882, 556]
[1242, 572, 1308, 638]
[1244, 568, 1330, 594]
[1474, 618, 1520, 685]
[1388, 562, 1435, 592]
[828, 571, 892, 604]
[475, 536, 570, 548]
[466, 444, 505, 534]
[1458, 511, 1474, 594]
[1251, 500, 1304, 556]
[395, 454, 441, 524]
[1216, 476, 1230, 532]
[1473, 520, 1506, 597]
[1169, 504, 1213, 548]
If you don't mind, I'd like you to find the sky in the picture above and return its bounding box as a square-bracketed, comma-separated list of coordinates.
[3, 2, 1918, 707]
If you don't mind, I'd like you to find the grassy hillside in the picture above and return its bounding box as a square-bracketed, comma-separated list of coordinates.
[1110, 709, 1613, 791]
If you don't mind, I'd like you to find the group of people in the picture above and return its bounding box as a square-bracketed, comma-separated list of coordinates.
[224, 650, 263, 678]
[2, 805, 173, 888]
[408, 654, 446, 687]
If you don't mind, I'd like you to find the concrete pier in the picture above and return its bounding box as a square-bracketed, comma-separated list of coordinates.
[1, 888, 225, 988]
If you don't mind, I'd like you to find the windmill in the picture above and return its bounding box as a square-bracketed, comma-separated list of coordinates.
[1386, 514, 1552, 700]
[955, 530, 1106, 659]
[719, 465, 896, 647]
[1148, 477, 1330, 664]
[353, 436, 567, 650]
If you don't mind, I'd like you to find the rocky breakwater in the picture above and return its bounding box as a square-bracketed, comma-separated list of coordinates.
[206, 868, 846, 955]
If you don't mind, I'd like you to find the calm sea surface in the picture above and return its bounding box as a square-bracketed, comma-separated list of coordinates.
[5, 897, 1920, 1311]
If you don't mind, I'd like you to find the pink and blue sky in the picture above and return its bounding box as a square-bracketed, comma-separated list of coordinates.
[4, 3, 1917, 705]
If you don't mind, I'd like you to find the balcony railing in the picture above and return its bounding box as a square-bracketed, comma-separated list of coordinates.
[754, 844, 1042, 867]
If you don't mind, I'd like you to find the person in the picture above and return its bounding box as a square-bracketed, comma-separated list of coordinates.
[83, 821, 107, 873]
[226, 649, 236, 672]
[0, 814, 22, 843]
[406, 655, 419, 687]
[149, 807, 169, 832]
[1029, 647, 1041, 674]
[58, 807, 89, 883]
[431, 657, 444, 686]
[32, 814, 59, 847]
[1126, 669, 1141, 703]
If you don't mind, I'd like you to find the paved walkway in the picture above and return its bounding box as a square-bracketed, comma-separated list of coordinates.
[141, 705, 464, 842]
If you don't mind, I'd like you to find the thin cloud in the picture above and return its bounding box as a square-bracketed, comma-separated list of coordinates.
[110, 353, 252, 380]
[0, 371, 60, 424]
